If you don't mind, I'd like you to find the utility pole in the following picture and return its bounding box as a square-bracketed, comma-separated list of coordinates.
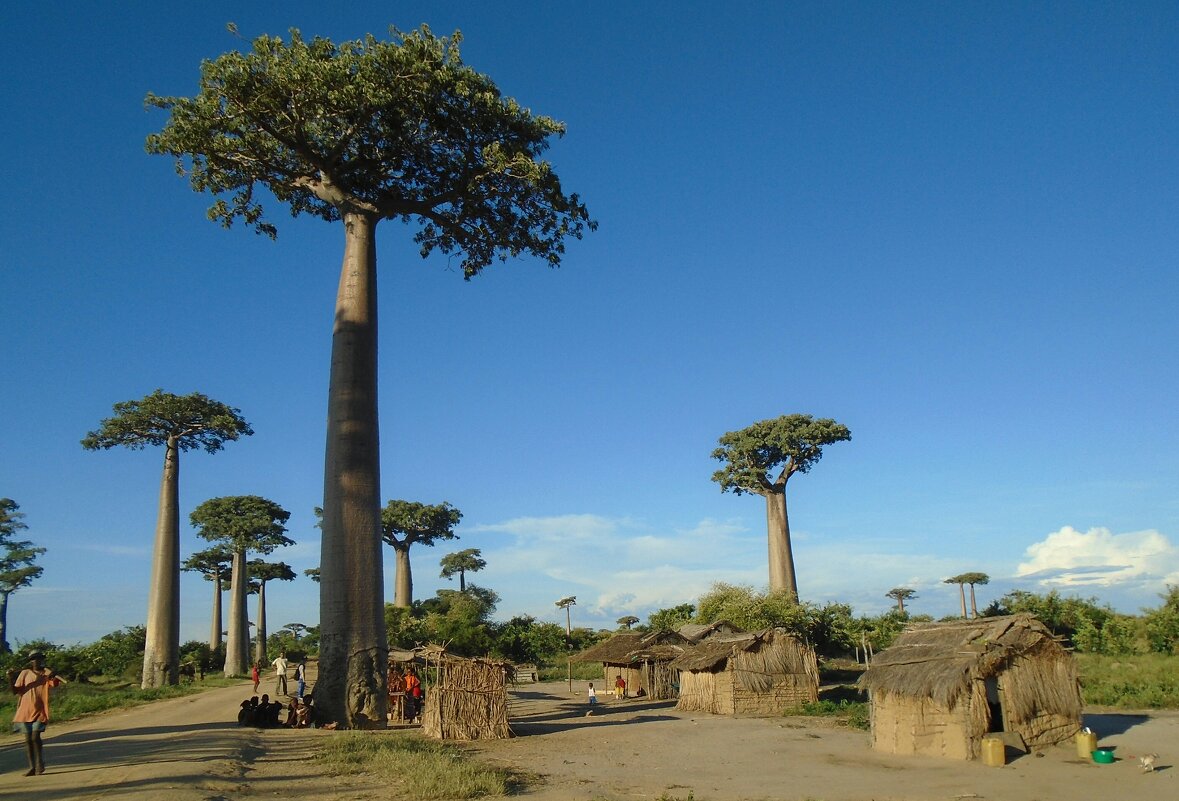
[556, 596, 577, 694]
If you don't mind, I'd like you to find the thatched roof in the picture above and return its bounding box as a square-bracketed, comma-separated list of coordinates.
[670, 628, 810, 673]
[574, 630, 690, 664]
[678, 620, 744, 643]
[858, 614, 1070, 708]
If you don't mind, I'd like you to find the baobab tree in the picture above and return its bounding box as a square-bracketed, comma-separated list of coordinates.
[82, 390, 252, 687]
[183, 546, 233, 650]
[146, 25, 593, 727]
[711, 414, 851, 602]
[382, 500, 462, 608]
[886, 587, 917, 614]
[617, 615, 640, 630]
[0, 500, 45, 653]
[959, 572, 990, 618]
[190, 495, 292, 676]
[248, 559, 297, 665]
[439, 548, 485, 593]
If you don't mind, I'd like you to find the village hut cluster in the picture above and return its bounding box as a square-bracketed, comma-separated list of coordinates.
[858, 614, 1083, 760]
[392, 645, 514, 741]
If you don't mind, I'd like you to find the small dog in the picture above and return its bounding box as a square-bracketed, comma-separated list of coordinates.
[1139, 753, 1159, 772]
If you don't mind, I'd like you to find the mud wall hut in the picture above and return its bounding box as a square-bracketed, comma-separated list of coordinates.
[420, 648, 512, 741]
[670, 628, 819, 715]
[858, 614, 1083, 760]
[574, 630, 690, 699]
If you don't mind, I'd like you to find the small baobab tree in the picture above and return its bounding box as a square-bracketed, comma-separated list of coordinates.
[439, 548, 485, 593]
[960, 572, 990, 618]
[82, 389, 252, 687]
[886, 587, 917, 615]
[0, 499, 45, 654]
[944, 575, 969, 618]
[711, 414, 851, 602]
[248, 559, 297, 665]
[190, 495, 292, 676]
[382, 500, 462, 608]
[183, 546, 233, 650]
[617, 615, 640, 630]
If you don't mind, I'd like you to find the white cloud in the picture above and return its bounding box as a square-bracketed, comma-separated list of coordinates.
[1016, 526, 1179, 589]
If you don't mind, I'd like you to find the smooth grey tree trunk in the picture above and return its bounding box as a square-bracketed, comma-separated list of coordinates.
[254, 580, 268, 666]
[957, 584, 968, 618]
[318, 211, 388, 728]
[765, 490, 799, 602]
[0, 591, 10, 653]
[142, 438, 180, 688]
[394, 547, 413, 608]
[209, 573, 223, 650]
[969, 584, 979, 618]
[225, 550, 249, 676]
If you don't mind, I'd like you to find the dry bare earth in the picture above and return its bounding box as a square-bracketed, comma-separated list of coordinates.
[0, 679, 1175, 800]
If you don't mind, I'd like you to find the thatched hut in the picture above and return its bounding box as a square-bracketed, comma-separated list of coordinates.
[858, 614, 1083, 760]
[678, 620, 744, 643]
[670, 628, 819, 715]
[575, 630, 690, 699]
[419, 647, 513, 741]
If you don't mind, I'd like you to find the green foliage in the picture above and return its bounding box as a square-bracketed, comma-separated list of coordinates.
[647, 603, 695, 632]
[81, 389, 252, 453]
[85, 626, 148, 678]
[785, 699, 871, 730]
[146, 25, 594, 275]
[182, 547, 233, 581]
[885, 587, 917, 611]
[0, 498, 47, 651]
[439, 548, 486, 582]
[1143, 585, 1179, 654]
[382, 500, 462, 551]
[693, 584, 864, 657]
[317, 731, 526, 798]
[711, 414, 851, 495]
[997, 590, 1120, 652]
[190, 496, 293, 554]
[0, 499, 27, 540]
[489, 616, 566, 664]
[1077, 653, 1179, 708]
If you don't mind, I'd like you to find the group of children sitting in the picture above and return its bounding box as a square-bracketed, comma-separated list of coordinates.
[237, 692, 313, 728]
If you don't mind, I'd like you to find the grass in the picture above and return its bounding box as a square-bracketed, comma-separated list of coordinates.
[785, 698, 870, 730]
[317, 732, 527, 799]
[0, 675, 243, 726]
[1077, 653, 1179, 708]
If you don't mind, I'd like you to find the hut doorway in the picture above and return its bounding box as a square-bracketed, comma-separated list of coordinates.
[985, 676, 1005, 732]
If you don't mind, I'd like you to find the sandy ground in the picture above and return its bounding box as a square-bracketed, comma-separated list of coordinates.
[0, 679, 1174, 800]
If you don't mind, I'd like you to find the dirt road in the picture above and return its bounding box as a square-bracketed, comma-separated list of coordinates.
[0, 679, 1175, 800]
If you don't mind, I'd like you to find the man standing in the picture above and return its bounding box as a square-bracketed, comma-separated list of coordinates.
[272, 651, 289, 697]
[294, 659, 306, 698]
[11, 651, 64, 776]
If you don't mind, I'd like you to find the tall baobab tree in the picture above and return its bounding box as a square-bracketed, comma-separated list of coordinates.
[146, 25, 593, 727]
[944, 575, 970, 618]
[183, 546, 233, 650]
[556, 595, 576, 693]
[190, 495, 292, 676]
[0, 500, 45, 654]
[382, 500, 462, 608]
[439, 548, 485, 593]
[82, 390, 252, 687]
[886, 587, 917, 614]
[248, 559, 297, 665]
[711, 414, 851, 602]
[959, 572, 990, 618]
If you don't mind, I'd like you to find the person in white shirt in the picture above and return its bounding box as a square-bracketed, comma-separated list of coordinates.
[272, 652, 289, 696]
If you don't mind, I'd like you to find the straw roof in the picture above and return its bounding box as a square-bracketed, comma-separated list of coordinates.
[678, 620, 744, 643]
[858, 614, 1071, 708]
[670, 628, 811, 674]
[574, 630, 690, 664]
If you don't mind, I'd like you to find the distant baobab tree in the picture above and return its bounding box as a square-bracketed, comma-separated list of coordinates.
[439, 548, 485, 592]
[617, 615, 640, 630]
[886, 587, 917, 614]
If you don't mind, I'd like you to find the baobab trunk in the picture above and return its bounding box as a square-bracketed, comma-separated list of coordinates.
[957, 584, 967, 619]
[254, 580, 268, 666]
[969, 584, 979, 618]
[0, 591, 10, 653]
[319, 211, 388, 728]
[765, 490, 799, 602]
[225, 550, 249, 676]
[142, 438, 180, 688]
[209, 573, 222, 651]
[394, 547, 413, 608]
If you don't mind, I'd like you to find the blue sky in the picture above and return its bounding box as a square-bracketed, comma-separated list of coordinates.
[2, 2, 1178, 646]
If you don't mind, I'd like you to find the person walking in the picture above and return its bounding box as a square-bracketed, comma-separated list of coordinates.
[251, 662, 260, 694]
[587, 682, 597, 706]
[272, 651, 289, 697]
[11, 651, 64, 776]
